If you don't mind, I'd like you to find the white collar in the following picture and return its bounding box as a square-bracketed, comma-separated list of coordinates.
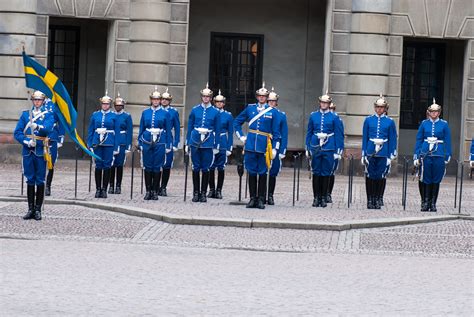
[101, 109, 111, 114]
[150, 105, 161, 111]
[319, 109, 329, 114]
[201, 103, 212, 109]
[116, 110, 124, 114]
[374, 113, 386, 118]
[429, 118, 440, 123]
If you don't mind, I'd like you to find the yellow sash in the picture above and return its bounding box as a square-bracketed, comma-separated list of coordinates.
[248, 129, 273, 168]
[28, 135, 53, 170]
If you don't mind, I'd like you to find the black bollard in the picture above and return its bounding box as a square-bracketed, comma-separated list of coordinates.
[292, 154, 297, 206]
[401, 156, 407, 206]
[297, 152, 302, 201]
[141, 168, 144, 195]
[454, 160, 459, 208]
[237, 163, 244, 202]
[88, 156, 92, 192]
[245, 171, 248, 199]
[403, 158, 409, 211]
[458, 162, 464, 214]
[21, 172, 24, 196]
[130, 149, 135, 200]
[183, 148, 189, 202]
[74, 147, 78, 199]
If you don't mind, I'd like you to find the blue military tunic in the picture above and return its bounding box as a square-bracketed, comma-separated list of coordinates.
[112, 110, 133, 167]
[138, 106, 172, 172]
[87, 110, 120, 170]
[362, 114, 397, 179]
[211, 108, 234, 171]
[14, 106, 54, 185]
[44, 99, 65, 165]
[269, 109, 288, 177]
[163, 105, 181, 169]
[186, 103, 221, 172]
[234, 103, 281, 175]
[414, 118, 452, 184]
[470, 139, 474, 161]
[306, 110, 344, 176]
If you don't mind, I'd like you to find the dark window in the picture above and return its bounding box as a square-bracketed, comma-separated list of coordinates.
[209, 32, 264, 116]
[400, 42, 445, 129]
[48, 25, 80, 108]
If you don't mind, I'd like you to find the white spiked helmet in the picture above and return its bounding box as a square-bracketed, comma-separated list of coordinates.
[161, 87, 172, 100]
[428, 98, 441, 112]
[318, 90, 332, 103]
[213, 89, 226, 102]
[374, 93, 388, 107]
[256, 81, 269, 96]
[200, 82, 213, 97]
[115, 91, 125, 106]
[31, 90, 46, 100]
[267, 87, 279, 101]
[150, 86, 161, 99]
[99, 90, 112, 103]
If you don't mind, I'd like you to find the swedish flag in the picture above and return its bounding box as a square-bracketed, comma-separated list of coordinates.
[22, 51, 100, 160]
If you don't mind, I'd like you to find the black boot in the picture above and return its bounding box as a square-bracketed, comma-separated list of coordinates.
[379, 178, 386, 206]
[200, 171, 209, 202]
[160, 168, 170, 196]
[144, 170, 153, 200]
[246, 174, 258, 208]
[430, 183, 439, 212]
[115, 166, 123, 194]
[256, 174, 266, 209]
[420, 183, 430, 212]
[320, 176, 329, 208]
[95, 169, 102, 198]
[267, 176, 276, 205]
[45, 169, 54, 196]
[192, 171, 200, 202]
[207, 169, 216, 198]
[34, 184, 45, 220]
[101, 168, 110, 198]
[418, 180, 424, 205]
[366, 177, 374, 209]
[373, 179, 382, 210]
[152, 171, 161, 200]
[312, 175, 321, 207]
[215, 170, 224, 199]
[108, 167, 116, 194]
[23, 184, 36, 220]
[327, 175, 335, 203]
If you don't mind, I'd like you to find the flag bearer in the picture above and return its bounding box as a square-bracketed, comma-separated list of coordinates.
[14, 90, 54, 220]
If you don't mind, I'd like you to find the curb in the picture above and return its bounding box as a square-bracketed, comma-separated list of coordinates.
[1, 196, 471, 231]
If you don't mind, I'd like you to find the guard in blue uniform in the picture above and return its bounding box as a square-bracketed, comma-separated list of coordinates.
[361, 94, 397, 209]
[87, 92, 121, 199]
[326, 102, 344, 203]
[108, 93, 133, 195]
[306, 92, 344, 208]
[138, 87, 172, 200]
[267, 88, 288, 206]
[43, 98, 65, 196]
[185, 83, 221, 203]
[159, 88, 180, 196]
[208, 90, 233, 199]
[470, 139, 473, 168]
[14, 91, 54, 220]
[234, 83, 281, 209]
[413, 99, 452, 212]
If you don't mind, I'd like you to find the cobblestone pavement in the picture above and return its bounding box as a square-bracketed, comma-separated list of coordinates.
[1, 162, 472, 223]
[1, 239, 472, 316]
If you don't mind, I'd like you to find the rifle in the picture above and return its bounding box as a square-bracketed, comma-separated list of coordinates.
[183, 144, 189, 201]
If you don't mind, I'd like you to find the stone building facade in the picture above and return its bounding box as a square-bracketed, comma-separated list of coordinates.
[0, 0, 472, 167]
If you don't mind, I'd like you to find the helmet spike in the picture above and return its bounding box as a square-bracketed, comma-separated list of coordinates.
[206, 82, 209, 89]
[165, 87, 169, 93]
[433, 97, 436, 104]
[117, 91, 120, 97]
[218, 89, 222, 95]
[380, 92, 383, 98]
[105, 89, 108, 96]
[262, 81, 266, 89]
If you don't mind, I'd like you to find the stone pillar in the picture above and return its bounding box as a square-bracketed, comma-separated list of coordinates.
[126, 0, 171, 126]
[465, 40, 474, 161]
[0, 0, 39, 160]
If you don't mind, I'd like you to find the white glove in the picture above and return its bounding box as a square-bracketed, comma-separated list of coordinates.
[414, 159, 420, 167]
[213, 148, 219, 155]
[113, 150, 119, 155]
[30, 123, 38, 131]
[445, 157, 451, 164]
[279, 154, 285, 159]
[305, 150, 310, 158]
[89, 147, 94, 153]
[470, 161, 474, 168]
[125, 148, 131, 153]
[173, 146, 178, 152]
[361, 156, 368, 166]
[27, 139, 36, 147]
[334, 153, 342, 160]
[57, 142, 63, 148]
[271, 149, 277, 160]
[166, 148, 171, 154]
[239, 136, 247, 143]
[184, 145, 189, 154]
[386, 158, 391, 166]
[226, 150, 232, 157]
